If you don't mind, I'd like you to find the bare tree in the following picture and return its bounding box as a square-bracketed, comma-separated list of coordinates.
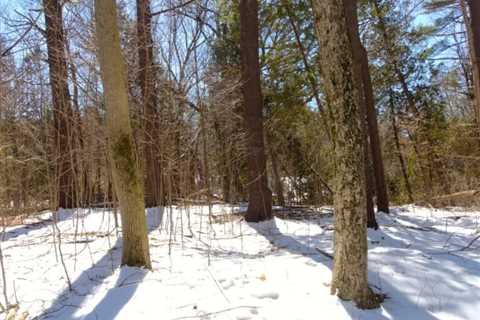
[94, 0, 151, 268]
[43, 0, 77, 209]
[137, 0, 164, 207]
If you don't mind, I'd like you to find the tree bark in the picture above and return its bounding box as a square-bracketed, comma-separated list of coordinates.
[313, 0, 381, 309]
[359, 46, 389, 213]
[43, 0, 76, 209]
[239, 0, 272, 222]
[344, 0, 385, 224]
[137, 0, 163, 207]
[466, 0, 480, 126]
[95, 0, 151, 268]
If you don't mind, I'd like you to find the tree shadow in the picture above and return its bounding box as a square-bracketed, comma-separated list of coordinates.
[36, 207, 164, 319]
[247, 218, 445, 320]
[3, 209, 76, 241]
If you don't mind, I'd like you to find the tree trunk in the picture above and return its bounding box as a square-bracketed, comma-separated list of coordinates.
[466, 0, 480, 126]
[95, 0, 151, 268]
[371, 0, 418, 115]
[388, 91, 414, 203]
[43, 0, 76, 209]
[365, 139, 378, 229]
[239, 0, 272, 222]
[344, 0, 383, 224]
[137, 0, 163, 207]
[359, 46, 389, 213]
[313, 0, 381, 309]
[267, 138, 286, 207]
[213, 117, 231, 203]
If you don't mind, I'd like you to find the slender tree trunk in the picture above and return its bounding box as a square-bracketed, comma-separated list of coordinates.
[213, 117, 231, 203]
[43, 0, 76, 209]
[281, 0, 333, 142]
[371, 0, 418, 115]
[313, 0, 381, 309]
[95, 0, 151, 268]
[239, 0, 272, 222]
[137, 0, 163, 207]
[388, 91, 414, 203]
[359, 46, 389, 213]
[267, 138, 286, 207]
[465, 0, 480, 126]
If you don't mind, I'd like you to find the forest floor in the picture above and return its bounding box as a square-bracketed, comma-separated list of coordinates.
[1, 204, 480, 320]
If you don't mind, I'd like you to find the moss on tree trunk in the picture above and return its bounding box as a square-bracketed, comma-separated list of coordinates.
[312, 0, 382, 309]
[94, 0, 151, 269]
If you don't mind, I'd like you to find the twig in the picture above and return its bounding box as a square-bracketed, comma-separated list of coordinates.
[171, 305, 260, 320]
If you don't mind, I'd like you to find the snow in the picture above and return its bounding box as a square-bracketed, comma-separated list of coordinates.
[0, 204, 479, 319]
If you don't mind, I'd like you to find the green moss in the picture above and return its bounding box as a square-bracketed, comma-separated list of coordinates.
[111, 133, 139, 189]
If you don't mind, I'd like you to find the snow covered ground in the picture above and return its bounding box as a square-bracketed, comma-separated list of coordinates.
[1, 205, 479, 319]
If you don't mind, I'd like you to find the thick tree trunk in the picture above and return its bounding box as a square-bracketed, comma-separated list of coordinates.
[43, 0, 76, 209]
[344, 0, 384, 224]
[137, 0, 163, 207]
[95, 0, 151, 268]
[313, 0, 381, 309]
[239, 0, 272, 222]
[466, 0, 480, 126]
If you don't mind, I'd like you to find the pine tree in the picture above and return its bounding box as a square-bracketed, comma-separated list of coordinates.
[239, 0, 273, 222]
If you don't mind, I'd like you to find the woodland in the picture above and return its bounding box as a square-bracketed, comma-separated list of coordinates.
[0, 0, 479, 319]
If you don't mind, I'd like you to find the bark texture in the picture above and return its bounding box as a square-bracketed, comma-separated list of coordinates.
[359, 46, 389, 214]
[239, 0, 272, 222]
[137, 0, 163, 207]
[95, 0, 151, 268]
[466, 0, 480, 126]
[43, 0, 76, 209]
[313, 0, 381, 309]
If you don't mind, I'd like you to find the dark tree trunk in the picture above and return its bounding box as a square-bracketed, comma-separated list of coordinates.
[239, 0, 272, 222]
[359, 46, 389, 213]
[43, 0, 76, 209]
[466, 0, 480, 126]
[137, 0, 163, 207]
[313, 0, 381, 309]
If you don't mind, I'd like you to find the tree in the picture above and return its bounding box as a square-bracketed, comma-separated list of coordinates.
[345, 0, 389, 226]
[137, 0, 164, 207]
[312, 0, 381, 308]
[465, 0, 480, 126]
[94, 0, 151, 268]
[239, 0, 272, 222]
[43, 0, 77, 209]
